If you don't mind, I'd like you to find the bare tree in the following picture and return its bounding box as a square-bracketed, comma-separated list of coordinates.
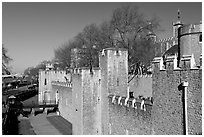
[53, 4, 161, 75]
[2, 44, 12, 74]
[110, 5, 160, 77]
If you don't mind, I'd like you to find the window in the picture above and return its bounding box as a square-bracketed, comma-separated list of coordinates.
[117, 78, 119, 86]
[199, 34, 202, 42]
[44, 78, 47, 85]
[129, 91, 134, 98]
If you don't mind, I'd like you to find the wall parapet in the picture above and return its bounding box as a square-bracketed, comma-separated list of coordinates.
[69, 68, 83, 74]
[152, 54, 201, 70]
[157, 36, 176, 43]
[100, 47, 128, 56]
[129, 74, 152, 78]
[180, 23, 202, 36]
[51, 81, 72, 87]
[108, 94, 153, 111]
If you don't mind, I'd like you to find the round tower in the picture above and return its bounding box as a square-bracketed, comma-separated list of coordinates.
[179, 22, 202, 66]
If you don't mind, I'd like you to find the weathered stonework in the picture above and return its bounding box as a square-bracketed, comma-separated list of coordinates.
[38, 69, 71, 105]
[39, 18, 202, 135]
[152, 56, 202, 135]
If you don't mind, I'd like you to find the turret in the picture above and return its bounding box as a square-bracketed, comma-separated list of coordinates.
[173, 9, 183, 38]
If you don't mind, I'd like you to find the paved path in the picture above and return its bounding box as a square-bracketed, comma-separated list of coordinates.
[29, 113, 62, 135]
[47, 115, 72, 135]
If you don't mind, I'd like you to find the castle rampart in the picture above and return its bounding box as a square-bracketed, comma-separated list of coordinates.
[152, 51, 202, 134]
[38, 69, 70, 105]
[38, 18, 202, 134]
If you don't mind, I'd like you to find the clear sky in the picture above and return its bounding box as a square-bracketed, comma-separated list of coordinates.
[2, 2, 202, 73]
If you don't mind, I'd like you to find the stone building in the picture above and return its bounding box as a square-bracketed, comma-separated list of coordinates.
[152, 11, 202, 135]
[38, 12, 202, 135]
[38, 63, 71, 105]
[51, 48, 154, 135]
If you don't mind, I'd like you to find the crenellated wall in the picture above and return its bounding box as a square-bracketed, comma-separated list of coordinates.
[40, 36, 201, 135]
[152, 53, 202, 135]
[108, 98, 153, 135]
[50, 48, 154, 135]
[99, 48, 154, 135]
[99, 48, 128, 134]
[38, 69, 71, 104]
[51, 67, 101, 135]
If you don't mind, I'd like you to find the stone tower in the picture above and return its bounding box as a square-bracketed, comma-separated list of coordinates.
[99, 48, 128, 134]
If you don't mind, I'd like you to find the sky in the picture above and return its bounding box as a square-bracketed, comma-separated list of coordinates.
[2, 2, 202, 73]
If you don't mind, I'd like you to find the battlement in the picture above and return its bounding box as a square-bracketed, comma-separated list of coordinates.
[100, 47, 127, 56]
[157, 36, 175, 43]
[132, 74, 152, 78]
[69, 68, 83, 75]
[39, 69, 65, 74]
[109, 94, 153, 111]
[152, 54, 202, 71]
[68, 67, 101, 75]
[51, 81, 72, 88]
[180, 23, 202, 36]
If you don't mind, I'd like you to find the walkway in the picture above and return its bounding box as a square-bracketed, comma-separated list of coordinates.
[47, 115, 72, 135]
[18, 113, 72, 135]
[29, 113, 62, 135]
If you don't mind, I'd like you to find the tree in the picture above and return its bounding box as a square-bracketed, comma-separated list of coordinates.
[53, 4, 161, 75]
[23, 60, 50, 79]
[110, 5, 160, 76]
[98, 21, 115, 48]
[76, 24, 101, 68]
[2, 44, 12, 74]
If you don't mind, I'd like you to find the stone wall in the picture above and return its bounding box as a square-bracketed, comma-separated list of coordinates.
[152, 57, 202, 135]
[81, 68, 101, 135]
[99, 48, 154, 135]
[38, 70, 68, 104]
[99, 48, 128, 134]
[51, 68, 101, 135]
[48, 47, 201, 135]
[108, 98, 153, 135]
[52, 84, 72, 123]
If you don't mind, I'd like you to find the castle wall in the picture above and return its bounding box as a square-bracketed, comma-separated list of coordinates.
[81, 68, 101, 135]
[71, 71, 83, 135]
[38, 70, 68, 104]
[54, 71, 84, 135]
[99, 48, 153, 135]
[108, 99, 153, 135]
[44, 40, 201, 135]
[152, 58, 202, 135]
[52, 84, 73, 123]
[52, 68, 102, 135]
[99, 48, 128, 134]
[128, 75, 152, 98]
